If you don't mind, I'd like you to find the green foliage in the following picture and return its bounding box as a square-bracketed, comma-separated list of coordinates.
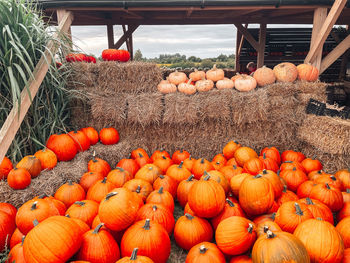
[134, 49, 143, 61]
[0, 243, 9, 263]
[0, 0, 75, 161]
[200, 59, 214, 69]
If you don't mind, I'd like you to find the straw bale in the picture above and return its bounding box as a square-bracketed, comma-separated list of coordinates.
[97, 61, 162, 94]
[295, 80, 327, 94]
[231, 88, 269, 126]
[70, 62, 99, 88]
[268, 95, 299, 122]
[265, 82, 298, 97]
[163, 93, 200, 124]
[298, 115, 350, 155]
[127, 92, 164, 126]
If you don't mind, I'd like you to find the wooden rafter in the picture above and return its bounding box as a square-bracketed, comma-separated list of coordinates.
[320, 34, 350, 74]
[113, 24, 139, 49]
[0, 10, 74, 163]
[305, 0, 347, 63]
[234, 23, 259, 50]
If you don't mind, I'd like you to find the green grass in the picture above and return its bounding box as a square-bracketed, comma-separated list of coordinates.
[0, 0, 76, 162]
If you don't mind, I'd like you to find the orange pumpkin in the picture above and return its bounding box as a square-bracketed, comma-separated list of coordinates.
[65, 200, 99, 227]
[281, 150, 305, 163]
[34, 148, 57, 170]
[229, 255, 252, 263]
[185, 242, 225, 263]
[146, 187, 174, 212]
[189, 69, 206, 81]
[211, 198, 246, 230]
[273, 62, 298, 83]
[116, 158, 140, 177]
[99, 127, 120, 145]
[234, 75, 257, 92]
[166, 161, 191, 183]
[88, 154, 111, 177]
[301, 157, 323, 174]
[336, 169, 350, 189]
[314, 174, 344, 191]
[172, 149, 190, 164]
[234, 147, 258, 167]
[168, 70, 187, 85]
[79, 171, 104, 191]
[16, 155, 41, 178]
[68, 130, 91, 152]
[153, 156, 173, 174]
[253, 66, 276, 86]
[116, 248, 154, 263]
[206, 64, 224, 82]
[86, 177, 116, 203]
[54, 181, 86, 207]
[81, 127, 99, 145]
[7, 168, 31, 190]
[336, 217, 350, 248]
[243, 158, 265, 175]
[153, 174, 178, 198]
[46, 133, 78, 161]
[260, 146, 281, 165]
[219, 165, 243, 182]
[277, 186, 299, 206]
[279, 167, 308, 192]
[256, 221, 281, 237]
[135, 164, 161, 184]
[298, 197, 333, 224]
[309, 183, 343, 212]
[123, 178, 153, 202]
[177, 175, 198, 207]
[0, 156, 13, 179]
[230, 172, 250, 196]
[297, 63, 319, 82]
[191, 158, 214, 180]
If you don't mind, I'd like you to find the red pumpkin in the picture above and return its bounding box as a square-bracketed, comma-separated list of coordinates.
[177, 175, 198, 207]
[277, 186, 299, 206]
[34, 148, 57, 170]
[258, 154, 279, 172]
[135, 153, 151, 168]
[98, 188, 140, 231]
[153, 174, 178, 198]
[281, 150, 305, 163]
[185, 242, 225, 263]
[166, 161, 192, 184]
[65, 200, 99, 227]
[81, 127, 99, 145]
[121, 219, 171, 263]
[46, 133, 78, 161]
[314, 175, 344, 191]
[131, 148, 149, 160]
[183, 156, 196, 171]
[309, 183, 343, 212]
[99, 127, 120, 145]
[7, 168, 31, 190]
[79, 171, 104, 192]
[0, 211, 16, 251]
[294, 218, 344, 263]
[106, 168, 132, 188]
[230, 255, 252, 263]
[153, 156, 173, 174]
[297, 180, 317, 198]
[172, 149, 190, 164]
[88, 155, 111, 177]
[86, 177, 116, 203]
[191, 158, 214, 180]
[211, 198, 246, 229]
[223, 140, 241, 159]
[146, 187, 174, 213]
[9, 228, 24, 249]
[336, 217, 350, 248]
[343, 248, 350, 263]
[239, 174, 275, 216]
[117, 159, 140, 177]
[0, 156, 13, 180]
[76, 223, 120, 263]
[215, 216, 257, 255]
[219, 165, 243, 182]
[275, 201, 313, 233]
[298, 198, 333, 224]
[102, 49, 130, 62]
[66, 53, 87, 62]
[188, 175, 225, 218]
[279, 167, 308, 192]
[150, 149, 170, 162]
[243, 158, 265, 175]
[301, 158, 323, 174]
[260, 147, 281, 165]
[280, 161, 306, 173]
[68, 130, 90, 152]
[123, 178, 153, 202]
[174, 213, 213, 250]
[54, 181, 86, 207]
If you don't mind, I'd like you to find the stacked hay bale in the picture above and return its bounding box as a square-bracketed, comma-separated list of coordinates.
[68, 61, 348, 173]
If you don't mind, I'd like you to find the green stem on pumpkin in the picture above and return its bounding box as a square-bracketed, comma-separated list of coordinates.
[136, 185, 141, 193]
[92, 151, 97, 162]
[159, 175, 165, 179]
[116, 167, 125, 172]
[247, 223, 253, 233]
[143, 219, 151, 230]
[263, 225, 270, 233]
[272, 213, 276, 220]
[105, 192, 118, 200]
[67, 180, 73, 185]
[346, 188, 350, 193]
[330, 175, 337, 181]
[226, 199, 235, 207]
[31, 201, 38, 211]
[74, 201, 86, 206]
[254, 174, 262, 179]
[101, 177, 107, 183]
[200, 158, 205, 164]
[33, 219, 39, 227]
[158, 187, 164, 194]
[187, 175, 194, 181]
[282, 185, 287, 192]
[294, 203, 303, 215]
[21, 236, 25, 246]
[93, 223, 104, 234]
[130, 248, 139, 260]
[326, 183, 331, 189]
[203, 172, 210, 180]
[262, 169, 268, 174]
[305, 197, 314, 205]
[267, 230, 275, 238]
[179, 161, 183, 168]
[233, 165, 237, 169]
[152, 205, 158, 211]
[185, 213, 194, 220]
[199, 245, 208, 254]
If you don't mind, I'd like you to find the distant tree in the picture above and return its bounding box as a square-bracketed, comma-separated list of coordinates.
[201, 59, 214, 68]
[134, 49, 143, 61]
[217, 54, 228, 62]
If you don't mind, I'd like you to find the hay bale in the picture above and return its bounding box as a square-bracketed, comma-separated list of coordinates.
[69, 62, 99, 88]
[268, 95, 299, 122]
[295, 80, 327, 94]
[163, 93, 200, 124]
[127, 92, 163, 126]
[265, 82, 298, 97]
[97, 61, 162, 94]
[298, 115, 350, 155]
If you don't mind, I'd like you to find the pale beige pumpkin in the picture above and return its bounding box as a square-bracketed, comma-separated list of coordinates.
[195, 78, 214, 92]
[189, 69, 206, 82]
[253, 66, 276, 86]
[273, 62, 298, 83]
[178, 79, 197, 95]
[157, 78, 177, 94]
[206, 65, 224, 82]
[168, 70, 187, 85]
[216, 78, 234, 90]
[234, 75, 257, 92]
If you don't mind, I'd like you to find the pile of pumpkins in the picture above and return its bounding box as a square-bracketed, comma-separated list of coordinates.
[1, 135, 350, 262]
[157, 62, 319, 94]
[65, 49, 130, 63]
[0, 127, 120, 190]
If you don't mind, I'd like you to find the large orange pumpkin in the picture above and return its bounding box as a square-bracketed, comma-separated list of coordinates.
[253, 66, 276, 86]
[65, 200, 99, 227]
[146, 187, 174, 212]
[234, 147, 258, 167]
[297, 63, 319, 82]
[81, 127, 99, 145]
[216, 216, 257, 255]
[68, 130, 91, 152]
[279, 167, 308, 192]
[46, 133, 78, 161]
[314, 174, 344, 191]
[7, 168, 31, 190]
[88, 155, 111, 177]
[135, 164, 161, 184]
[177, 175, 198, 207]
[223, 140, 241, 159]
[185, 242, 225, 263]
[191, 158, 214, 180]
[153, 174, 178, 198]
[273, 62, 298, 83]
[309, 183, 343, 212]
[0, 156, 13, 179]
[80, 171, 104, 191]
[54, 181, 86, 207]
[34, 148, 57, 170]
[172, 149, 190, 164]
[230, 172, 250, 196]
[106, 168, 132, 188]
[294, 218, 344, 263]
[298, 197, 333, 224]
[166, 162, 191, 183]
[211, 198, 246, 229]
[336, 217, 350, 249]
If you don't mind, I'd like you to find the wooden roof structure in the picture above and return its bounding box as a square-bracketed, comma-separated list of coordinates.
[0, 0, 350, 163]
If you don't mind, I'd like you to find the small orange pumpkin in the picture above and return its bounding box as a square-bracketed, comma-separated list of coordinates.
[234, 75, 257, 92]
[297, 63, 319, 82]
[253, 66, 276, 86]
[189, 69, 206, 81]
[16, 155, 41, 178]
[157, 78, 177, 94]
[168, 70, 187, 85]
[206, 64, 224, 82]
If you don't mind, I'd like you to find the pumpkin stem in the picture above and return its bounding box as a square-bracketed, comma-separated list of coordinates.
[67, 180, 73, 185]
[180, 149, 184, 153]
[325, 183, 331, 189]
[284, 161, 293, 163]
[102, 177, 107, 183]
[185, 213, 194, 220]
[136, 185, 141, 193]
[158, 187, 164, 194]
[187, 175, 194, 181]
[93, 223, 104, 234]
[294, 203, 303, 215]
[152, 205, 158, 211]
[21, 236, 25, 245]
[316, 217, 323, 221]
[233, 165, 237, 169]
[199, 245, 208, 254]
[162, 156, 167, 160]
[305, 197, 314, 205]
[33, 219, 39, 227]
[247, 223, 253, 233]
[262, 169, 267, 174]
[272, 213, 276, 220]
[116, 167, 125, 172]
[346, 188, 350, 193]
[130, 248, 139, 260]
[226, 198, 235, 207]
[188, 155, 192, 160]
[143, 219, 151, 230]
[159, 175, 165, 179]
[148, 166, 153, 170]
[74, 201, 85, 206]
[330, 175, 336, 181]
[200, 158, 205, 164]
[282, 185, 287, 192]
[203, 173, 210, 181]
[138, 153, 143, 158]
[31, 201, 38, 211]
[65, 214, 71, 218]
[266, 230, 275, 238]
[263, 225, 270, 233]
[212, 64, 217, 69]
[254, 174, 262, 179]
[105, 192, 118, 200]
[92, 151, 97, 162]
[38, 194, 47, 199]
[263, 153, 266, 159]
[292, 167, 297, 171]
[317, 170, 322, 174]
[179, 161, 183, 168]
[277, 170, 280, 176]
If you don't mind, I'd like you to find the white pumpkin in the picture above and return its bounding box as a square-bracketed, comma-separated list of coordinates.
[178, 79, 196, 95]
[234, 75, 257, 92]
[216, 78, 234, 90]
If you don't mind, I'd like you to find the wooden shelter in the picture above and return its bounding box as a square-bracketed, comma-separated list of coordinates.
[0, 0, 350, 163]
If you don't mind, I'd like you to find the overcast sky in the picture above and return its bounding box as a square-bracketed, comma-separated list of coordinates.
[70, 24, 312, 59]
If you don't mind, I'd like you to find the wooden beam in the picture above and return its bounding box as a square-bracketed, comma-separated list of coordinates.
[235, 26, 242, 72]
[107, 23, 114, 49]
[305, 0, 347, 63]
[113, 24, 139, 49]
[320, 34, 350, 74]
[186, 8, 194, 18]
[237, 24, 248, 56]
[122, 25, 131, 51]
[0, 10, 73, 164]
[309, 8, 328, 70]
[257, 23, 266, 68]
[234, 23, 259, 50]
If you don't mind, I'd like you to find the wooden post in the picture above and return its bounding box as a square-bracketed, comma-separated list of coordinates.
[113, 25, 139, 49]
[320, 34, 350, 74]
[57, 9, 73, 50]
[310, 8, 328, 70]
[0, 10, 73, 164]
[305, 0, 347, 64]
[234, 23, 259, 50]
[257, 23, 266, 68]
[129, 32, 134, 60]
[235, 24, 248, 72]
[107, 23, 115, 49]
